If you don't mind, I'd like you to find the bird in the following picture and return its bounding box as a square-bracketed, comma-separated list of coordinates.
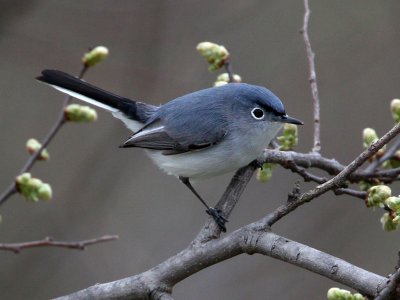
[36, 70, 303, 231]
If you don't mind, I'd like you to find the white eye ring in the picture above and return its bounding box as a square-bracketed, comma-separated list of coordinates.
[251, 107, 265, 120]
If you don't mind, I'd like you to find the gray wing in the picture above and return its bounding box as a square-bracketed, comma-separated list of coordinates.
[121, 118, 227, 155]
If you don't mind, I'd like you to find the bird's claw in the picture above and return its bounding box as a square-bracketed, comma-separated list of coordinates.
[206, 207, 228, 232]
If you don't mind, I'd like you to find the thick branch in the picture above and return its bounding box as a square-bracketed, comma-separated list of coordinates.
[56, 229, 385, 300]
[0, 235, 118, 253]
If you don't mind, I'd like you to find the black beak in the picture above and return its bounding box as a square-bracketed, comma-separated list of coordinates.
[279, 114, 303, 125]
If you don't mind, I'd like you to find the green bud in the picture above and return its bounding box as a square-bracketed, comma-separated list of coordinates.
[391, 99, 400, 123]
[277, 124, 298, 151]
[196, 41, 230, 71]
[257, 163, 275, 182]
[353, 294, 365, 300]
[362, 128, 378, 149]
[215, 73, 242, 85]
[214, 81, 228, 87]
[15, 173, 52, 202]
[26, 138, 50, 160]
[367, 185, 391, 207]
[327, 287, 364, 300]
[385, 196, 400, 212]
[37, 183, 52, 201]
[381, 213, 398, 231]
[82, 46, 109, 67]
[65, 104, 97, 122]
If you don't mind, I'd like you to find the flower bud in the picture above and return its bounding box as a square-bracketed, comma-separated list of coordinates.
[26, 138, 49, 160]
[391, 99, 400, 123]
[327, 287, 364, 300]
[37, 183, 52, 201]
[385, 196, 400, 212]
[363, 128, 385, 159]
[215, 73, 242, 85]
[65, 104, 97, 122]
[214, 81, 228, 87]
[362, 128, 378, 149]
[196, 41, 230, 71]
[256, 163, 275, 182]
[277, 124, 298, 151]
[381, 213, 398, 231]
[367, 185, 391, 207]
[82, 46, 109, 67]
[15, 173, 52, 202]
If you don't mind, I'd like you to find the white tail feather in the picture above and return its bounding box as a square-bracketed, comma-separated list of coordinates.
[50, 85, 118, 112]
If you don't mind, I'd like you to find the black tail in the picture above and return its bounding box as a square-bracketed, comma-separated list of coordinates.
[37, 70, 156, 123]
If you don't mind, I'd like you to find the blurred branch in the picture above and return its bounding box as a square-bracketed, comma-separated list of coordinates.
[224, 60, 235, 83]
[0, 235, 118, 253]
[365, 138, 400, 172]
[0, 65, 88, 206]
[300, 0, 321, 153]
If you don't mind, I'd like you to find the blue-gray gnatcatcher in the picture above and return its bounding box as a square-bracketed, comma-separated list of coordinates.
[37, 70, 303, 231]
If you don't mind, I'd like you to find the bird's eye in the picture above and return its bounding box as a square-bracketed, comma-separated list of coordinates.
[251, 108, 265, 120]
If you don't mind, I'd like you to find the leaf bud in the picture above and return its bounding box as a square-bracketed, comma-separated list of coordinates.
[15, 173, 52, 202]
[82, 46, 109, 67]
[65, 104, 97, 122]
[26, 138, 49, 160]
[390, 98, 400, 123]
[366, 185, 391, 207]
[327, 287, 365, 300]
[196, 41, 230, 71]
[214, 73, 242, 85]
[381, 212, 398, 231]
[256, 163, 275, 182]
[277, 124, 298, 151]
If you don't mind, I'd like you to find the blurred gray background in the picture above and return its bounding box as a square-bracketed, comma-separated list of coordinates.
[1, 1, 399, 299]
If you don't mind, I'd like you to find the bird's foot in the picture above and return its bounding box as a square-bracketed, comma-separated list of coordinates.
[206, 207, 228, 232]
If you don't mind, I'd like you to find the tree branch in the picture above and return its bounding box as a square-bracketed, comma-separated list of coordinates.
[0, 65, 88, 206]
[301, 0, 321, 152]
[55, 229, 385, 300]
[259, 121, 400, 227]
[0, 235, 118, 253]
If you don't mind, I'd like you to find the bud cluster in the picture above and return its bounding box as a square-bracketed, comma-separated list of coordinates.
[82, 46, 109, 67]
[327, 288, 364, 300]
[277, 124, 299, 151]
[26, 138, 50, 160]
[362, 128, 385, 159]
[256, 163, 275, 182]
[366, 185, 391, 208]
[390, 98, 400, 123]
[197, 42, 230, 71]
[15, 173, 52, 202]
[214, 73, 242, 87]
[65, 104, 97, 122]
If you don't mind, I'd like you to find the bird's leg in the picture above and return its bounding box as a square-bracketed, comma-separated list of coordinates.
[179, 177, 228, 232]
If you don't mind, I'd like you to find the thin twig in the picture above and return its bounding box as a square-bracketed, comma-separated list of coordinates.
[224, 60, 235, 83]
[334, 188, 367, 200]
[301, 0, 321, 152]
[365, 138, 400, 172]
[0, 235, 118, 253]
[0, 65, 88, 206]
[261, 121, 400, 227]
